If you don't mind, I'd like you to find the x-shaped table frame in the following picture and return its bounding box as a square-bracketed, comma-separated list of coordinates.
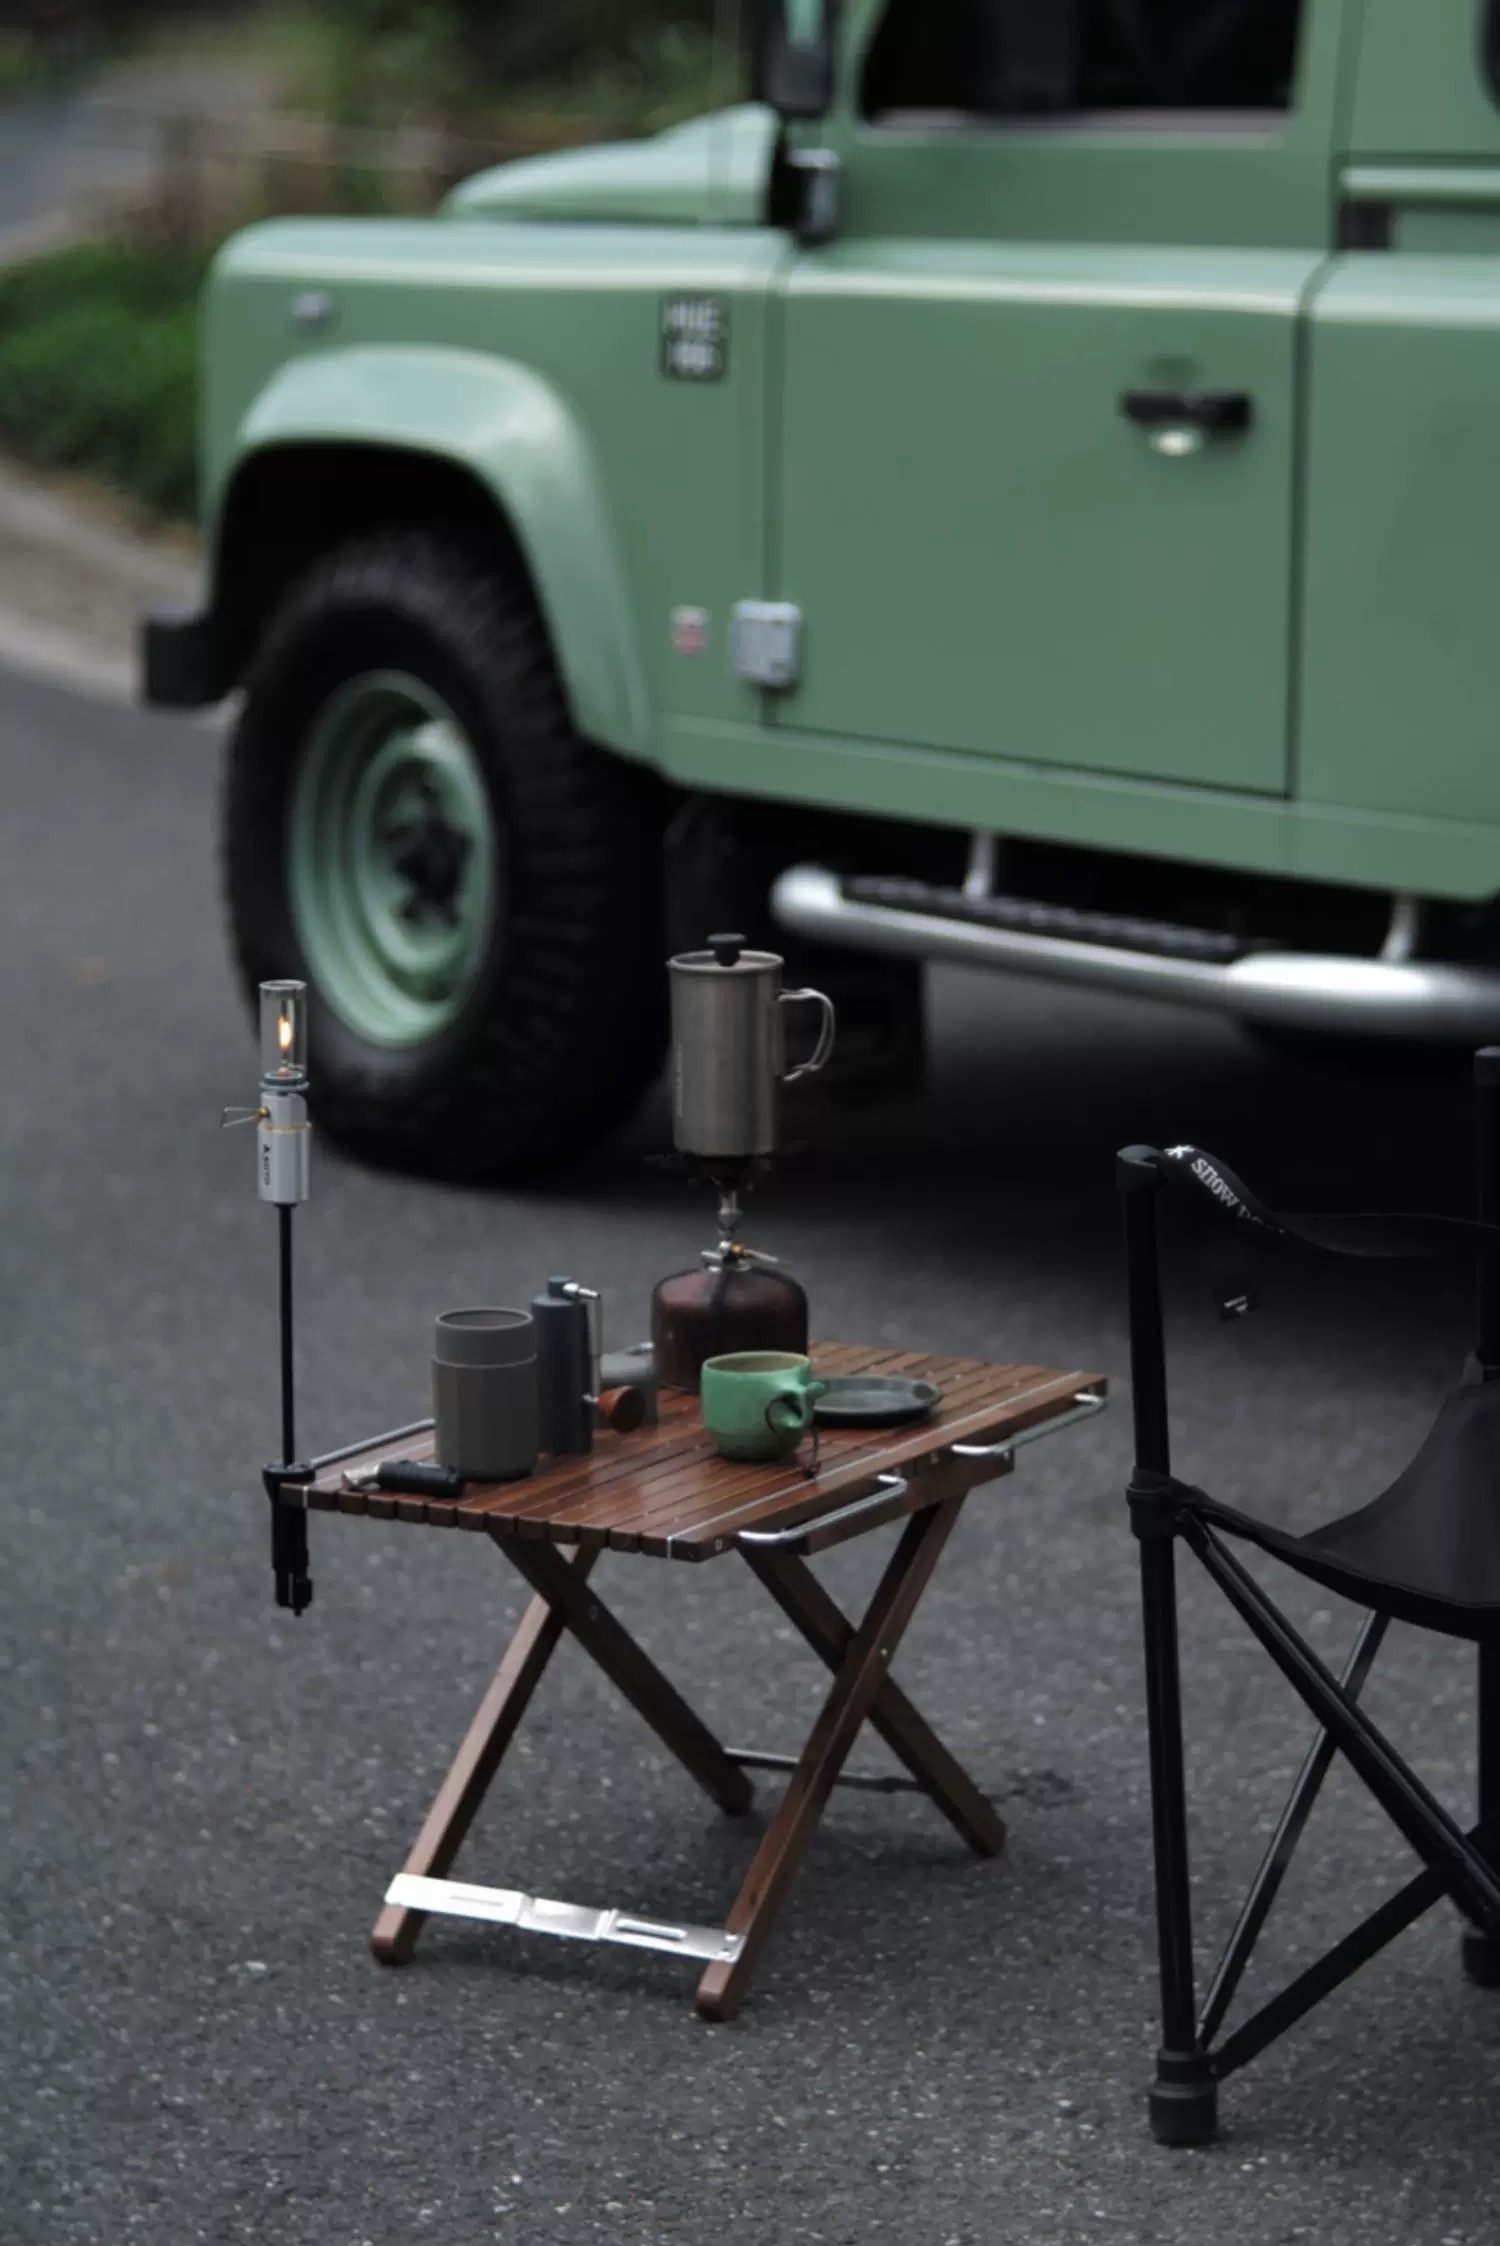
[374, 1491, 1004, 2020]
[287, 1353, 1103, 2017]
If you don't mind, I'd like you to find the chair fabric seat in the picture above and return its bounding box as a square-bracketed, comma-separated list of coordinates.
[1168, 1381, 1500, 1642]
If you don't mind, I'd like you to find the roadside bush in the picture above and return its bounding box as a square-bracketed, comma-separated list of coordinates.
[316, 2, 730, 137]
[0, 8, 740, 521]
[0, 31, 44, 95]
[0, 241, 204, 518]
[326, 1, 719, 97]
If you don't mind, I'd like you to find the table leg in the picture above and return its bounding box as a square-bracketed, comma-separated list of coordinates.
[696, 1496, 967, 2022]
[371, 1547, 599, 1965]
[496, 1535, 755, 1818]
[742, 1545, 1006, 1858]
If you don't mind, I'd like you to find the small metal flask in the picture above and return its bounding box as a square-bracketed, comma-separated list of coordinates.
[669, 934, 836, 1164]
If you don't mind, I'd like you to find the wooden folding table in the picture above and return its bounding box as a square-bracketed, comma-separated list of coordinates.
[282, 1344, 1105, 2019]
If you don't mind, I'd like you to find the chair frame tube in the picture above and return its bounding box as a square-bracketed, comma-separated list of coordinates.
[1121, 1102, 1500, 2145]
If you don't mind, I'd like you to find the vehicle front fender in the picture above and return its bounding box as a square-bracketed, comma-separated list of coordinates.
[234, 345, 650, 756]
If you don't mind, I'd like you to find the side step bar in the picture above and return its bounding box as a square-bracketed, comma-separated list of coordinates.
[841, 875, 1248, 965]
[772, 865, 1500, 1043]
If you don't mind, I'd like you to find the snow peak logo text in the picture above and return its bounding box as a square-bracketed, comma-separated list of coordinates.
[662, 297, 728, 381]
[1192, 1155, 1240, 1211]
[1168, 1146, 1269, 1230]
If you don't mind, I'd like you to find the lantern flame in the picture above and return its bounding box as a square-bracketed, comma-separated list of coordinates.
[278, 1013, 294, 1054]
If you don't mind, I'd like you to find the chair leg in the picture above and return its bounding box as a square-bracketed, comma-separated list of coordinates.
[1191, 1521, 1500, 1929]
[1197, 1610, 1387, 2049]
[1463, 1637, 1500, 1986]
[1137, 1515, 1218, 2147]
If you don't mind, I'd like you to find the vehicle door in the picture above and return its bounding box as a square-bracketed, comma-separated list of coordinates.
[770, 0, 1347, 795]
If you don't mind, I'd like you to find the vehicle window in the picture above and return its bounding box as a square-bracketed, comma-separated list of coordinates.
[861, 0, 1306, 123]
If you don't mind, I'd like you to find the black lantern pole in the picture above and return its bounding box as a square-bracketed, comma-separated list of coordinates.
[233, 981, 315, 1614]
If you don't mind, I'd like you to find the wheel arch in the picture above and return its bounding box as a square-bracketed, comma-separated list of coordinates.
[210, 348, 651, 758]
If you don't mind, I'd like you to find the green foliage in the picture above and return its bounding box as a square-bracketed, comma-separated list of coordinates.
[0, 242, 205, 519]
[495, 22, 735, 140]
[310, 1, 729, 133]
[0, 30, 45, 96]
[11, 5, 737, 138]
[0, 7, 740, 520]
[328, 1, 720, 89]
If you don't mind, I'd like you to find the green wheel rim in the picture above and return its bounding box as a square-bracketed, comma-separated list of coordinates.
[288, 672, 498, 1049]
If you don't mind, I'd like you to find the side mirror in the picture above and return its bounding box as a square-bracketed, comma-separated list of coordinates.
[757, 0, 840, 121]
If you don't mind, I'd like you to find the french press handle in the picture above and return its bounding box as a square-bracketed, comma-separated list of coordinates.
[778, 987, 837, 1084]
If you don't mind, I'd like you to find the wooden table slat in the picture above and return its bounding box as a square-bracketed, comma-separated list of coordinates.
[509, 1356, 1012, 1551]
[651, 1370, 1096, 1560]
[584, 1359, 1022, 1547]
[294, 1349, 1105, 1562]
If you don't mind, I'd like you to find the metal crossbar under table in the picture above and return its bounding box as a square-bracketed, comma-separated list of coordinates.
[283, 1345, 1105, 2020]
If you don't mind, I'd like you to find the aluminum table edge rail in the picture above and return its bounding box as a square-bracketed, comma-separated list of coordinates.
[949, 1386, 1108, 1464]
[734, 1388, 1107, 1554]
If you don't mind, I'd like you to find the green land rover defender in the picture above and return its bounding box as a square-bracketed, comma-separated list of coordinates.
[145, 1, 1500, 1174]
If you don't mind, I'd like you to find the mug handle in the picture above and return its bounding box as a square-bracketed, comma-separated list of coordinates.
[767, 1379, 829, 1436]
[779, 987, 837, 1084]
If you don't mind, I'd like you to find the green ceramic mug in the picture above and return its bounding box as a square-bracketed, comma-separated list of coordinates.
[701, 1351, 829, 1464]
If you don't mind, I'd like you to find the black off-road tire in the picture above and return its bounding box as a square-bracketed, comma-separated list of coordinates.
[222, 530, 668, 1180]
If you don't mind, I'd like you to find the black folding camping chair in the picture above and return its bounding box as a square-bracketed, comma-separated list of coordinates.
[1120, 1049, 1500, 2146]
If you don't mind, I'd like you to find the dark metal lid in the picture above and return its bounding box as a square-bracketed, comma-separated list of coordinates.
[670, 932, 783, 976]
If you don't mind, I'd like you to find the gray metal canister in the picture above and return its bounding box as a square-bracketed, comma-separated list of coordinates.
[668, 934, 836, 1164]
[432, 1308, 538, 1481]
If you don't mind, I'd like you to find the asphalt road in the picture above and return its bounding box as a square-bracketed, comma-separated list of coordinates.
[3, 664, 1497, 2245]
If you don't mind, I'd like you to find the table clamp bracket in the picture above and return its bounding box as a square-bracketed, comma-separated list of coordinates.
[384, 1874, 745, 1966]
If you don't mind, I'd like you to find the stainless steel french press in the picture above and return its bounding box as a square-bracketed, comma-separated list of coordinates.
[668, 934, 837, 1164]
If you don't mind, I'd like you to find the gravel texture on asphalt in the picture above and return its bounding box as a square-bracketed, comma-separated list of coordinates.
[2, 666, 1497, 2245]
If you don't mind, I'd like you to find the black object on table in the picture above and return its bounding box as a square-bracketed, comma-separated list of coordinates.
[344, 1455, 468, 1501]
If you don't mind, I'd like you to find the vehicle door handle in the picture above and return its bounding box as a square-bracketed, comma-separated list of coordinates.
[1122, 390, 1253, 436]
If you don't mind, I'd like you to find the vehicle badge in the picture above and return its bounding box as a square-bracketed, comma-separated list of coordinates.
[671, 607, 710, 658]
[661, 298, 728, 381]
